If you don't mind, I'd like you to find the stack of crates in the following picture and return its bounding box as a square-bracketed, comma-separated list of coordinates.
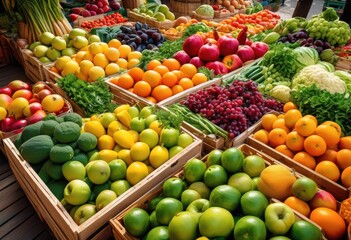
[323, 0, 346, 15]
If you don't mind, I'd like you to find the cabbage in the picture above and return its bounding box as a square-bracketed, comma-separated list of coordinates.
[195, 4, 214, 18]
[293, 47, 319, 71]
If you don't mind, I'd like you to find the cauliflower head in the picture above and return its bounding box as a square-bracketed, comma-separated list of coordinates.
[270, 85, 291, 103]
[292, 65, 347, 94]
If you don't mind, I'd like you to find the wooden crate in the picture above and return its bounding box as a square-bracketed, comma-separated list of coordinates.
[127, 10, 174, 29]
[246, 130, 351, 202]
[3, 123, 202, 240]
[335, 57, 351, 71]
[22, 49, 51, 83]
[110, 143, 327, 240]
[7, 37, 25, 67]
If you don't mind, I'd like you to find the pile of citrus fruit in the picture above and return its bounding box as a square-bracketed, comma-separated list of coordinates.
[108, 59, 209, 103]
[51, 39, 142, 82]
[253, 102, 351, 189]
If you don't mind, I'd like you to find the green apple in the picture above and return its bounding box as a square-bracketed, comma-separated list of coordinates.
[159, 127, 179, 148]
[234, 216, 267, 240]
[45, 47, 61, 61]
[227, 172, 254, 194]
[144, 114, 157, 128]
[62, 33, 70, 43]
[168, 211, 199, 240]
[291, 177, 318, 201]
[177, 132, 194, 148]
[169, 146, 183, 158]
[61, 47, 76, 57]
[242, 155, 266, 178]
[155, 197, 183, 226]
[180, 189, 201, 209]
[69, 28, 87, 40]
[139, 129, 159, 149]
[184, 158, 207, 183]
[29, 41, 41, 51]
[203, 164, 228, 188]
[139, 106, 153, 118]
[123, 207, 150, 237]
[86, 160, 110, 184]
[188, 182, 211, 199]
[130, 117, 146, 133]
[127, 106, 140, 118]
[95, 189, 117, 211]
[33, 45, 49, 58]
[98, 112, 117, 129]
[88, 34, 101, 43]
[199, 207, 234, 238]
[288, 220, 323, 240]
[73, 203, 97, 225]
[186, 198, 210, 214]
[51, 36, 67, 51]
[72, 36, 89, 49]
[209, 185, 241, 212]
[110, 179, 131, 196]
[63, 179, 91, 205]
[108, 159, 127, 181]
[265, 202, 295, 235]
[220, 147, 245, 173]
[240, 190, 269, 218]
[40, 32, 55, 45]
[162, 177, 186, 199]
[39, 56, 52, 63]
[62, 160, 86, 181]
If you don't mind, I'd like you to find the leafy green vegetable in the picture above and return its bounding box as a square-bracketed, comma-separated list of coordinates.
[90, 26, 121, 43]
[291, 84, 351, 135]
[56, 74, 117, 117]
[182, 22, 211, 37]
[155, 108, 183, 129]
[316, 7, 339, 22]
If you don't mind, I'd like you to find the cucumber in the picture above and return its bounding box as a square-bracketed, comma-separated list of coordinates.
[245, 66, 263, 79]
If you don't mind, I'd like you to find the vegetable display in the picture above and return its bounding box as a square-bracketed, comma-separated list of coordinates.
[80, 12, 128, 31]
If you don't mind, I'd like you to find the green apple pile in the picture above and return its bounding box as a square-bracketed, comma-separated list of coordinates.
[132, 3, 175, 22]
[121, 147, 325, 239]
[28, 28, 101, 63]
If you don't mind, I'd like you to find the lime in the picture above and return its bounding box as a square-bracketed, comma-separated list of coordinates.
[184, 158, 207, 183]
[203, 165, 228, 188]
[206, 149, 223, 167]
[149, 211, 160, 228]
[162, 177, 186, 199]
[220, 147, 245, 173]
[145, 226, 169, 240]
[155, 197, 183, 225]
[181, 189, 201, 209]
[108, 159, 127, 181]
[110, 180, 131, 196]
[123, 208, 150, 237]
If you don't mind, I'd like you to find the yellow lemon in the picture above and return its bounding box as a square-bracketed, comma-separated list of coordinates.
[98, 149, 118, 163]
[130, 142, 150, 162]
[126, 161, 149, 185]
[117, 58, 128, 69]
[104, 47, 120, 62]
[75, 69, 88, 81]
[74, 51, 86, 64]
[88, 66, 105, 82]
[62, 60, 79, 76]
[128, 51, 142, 61]
[88, 42, 103, 55]
[118, 44, 132, 59]
[107, 120, 126, 136]
[149, 145, 169, 169]
[127, 59, 139, 69]
[128, 130, 139, 143]
[149, 120, 162, 135]
[105, 63, 120, 76]
[97, 135, 116, 150]
[0, 107, 7, 120]
[79, 60, 94, 75]
[99, 42, 109, 53]
[84, 120, 106, 138]
[118, 149, 133, 166]
[108, 39, 121, 48]
[55, 56, 72, 72]
[93, 53, 109, 69]
[147, 165, 155, 174]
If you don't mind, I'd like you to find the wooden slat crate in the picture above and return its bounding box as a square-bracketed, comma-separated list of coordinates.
[127, 10, 174, 29]
[246, 123, 351, 202]
[110, 144, 327, 240]
[3, 122, 202, 240]
[335, 57, 351, 71]
[22, 49, 51, 83]
[42, 63, 60, 84]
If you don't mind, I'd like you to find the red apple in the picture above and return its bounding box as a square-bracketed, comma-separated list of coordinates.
[309, 190, 337, 211]
[198, 43, 220, 62]
[0, 116, 15, 132]
[32, 83, 48, 94]
[237, 45, 256, 63]
[26, 109, 47, 124]
[9, 119, 28, 131]
[0, 94, 13, 110]
[90, 4, 99, 12]
[173, 50, 191, 65]
[217, 35, 239, 57]
[12, 89, 33, 101]
[205, 61, 228, 75]
[97, 1, 103, 8]
[250, 42, 269, 58]
[37, 89, 52, 101]
[102, 5, 110, 12]
[222, 54, 243, 72]
[8, 80, 31, 92]
[101, 0, 109, 6]
[182, 34, 204, 57]
[29, 98, 41, 104]
[190, 57, 204, 68]
[0, 87, 13, 96]
[23, 102, 43, 118]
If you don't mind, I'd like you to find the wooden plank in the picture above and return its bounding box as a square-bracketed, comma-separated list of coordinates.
[0, 205, 35, 239]
[0, 197, 30, 225]
[0, 182, 24, 210]
[0, 174, 16, 191]
[35, 230, 55, 240]
[0, 163, 10, 175]
[2, 213, 48, 240]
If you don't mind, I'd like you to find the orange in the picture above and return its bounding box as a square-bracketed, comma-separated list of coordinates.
[142, 70, 162, 88]
[153, 65, 169, 76]
[310, 207, 346, 240]
[321, 121, 342, 137]
[304, 135, 327, 157]
[341, 166, 351, 188]
[268, 128, 287, 147]
[314, 161, 340, 182]
[146, 59, 162, 70]
[284, 196, 311, 217]
[253, 129, 269, 145]
[117, 58, 128, 69]
[275, 144, 294, 158]
[286, 131, 305, 152]
[151, 85, 172, 102]
[336, 149, 351, 170]
[179, 63, 197, 79]
[261, 113, 278, 132]
[293, 151, 316, 170]
[117, 73, 134, 90]
[303, 114, 318, 125]
[316, 148, 338, 163]
[339, 136, 351, 150]
[277, 114, 285, 119]
[161, 72, 178, 87]
[107, 39, 121, 48]
[93, 53, 109, 69]
[127, 59, 139, 69]
[284, 109, 302, 129]
[172, 70, 184, 81]
[272, 119, 290, 133]
[315, 124, 340, 147]
[128, 51, 142, 61]
[191, 73, 207, 86]
[109, 76, 119, 85]
[179, 78, 194, 90]
[162, 58, 181, 71]
[283, 102, 298, 113]
[146, 96, 157, 104]
[294, 116, 317, 137]
[117, 44, 132, 59]
[128, 67, 144, 83]
[104, 47, 120, 62]
[171, 85, 184, 95]
[133, 81, 151, 98]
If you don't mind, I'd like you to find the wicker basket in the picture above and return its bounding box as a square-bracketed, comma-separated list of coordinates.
[121, 0, 144, 10]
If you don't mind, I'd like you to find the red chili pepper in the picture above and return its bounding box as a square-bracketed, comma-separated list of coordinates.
[237, 26, 248, 45]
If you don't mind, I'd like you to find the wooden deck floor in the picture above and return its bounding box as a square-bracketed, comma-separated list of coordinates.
[0, 63, 55, 239]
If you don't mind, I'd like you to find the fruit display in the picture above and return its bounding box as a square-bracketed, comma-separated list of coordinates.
[13, 104, 197, 225]
[69, 0, 120, 22]
[131, 3, 175, 22]
[28, 28, 98, 63]
[0, 80, 70, 133]
[80, 12, 128, 31]
[107, 58, 211, 104]
[52, 38, 142, 81]
[113, 145, 342, 239]
[211, 0, 253, 13]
